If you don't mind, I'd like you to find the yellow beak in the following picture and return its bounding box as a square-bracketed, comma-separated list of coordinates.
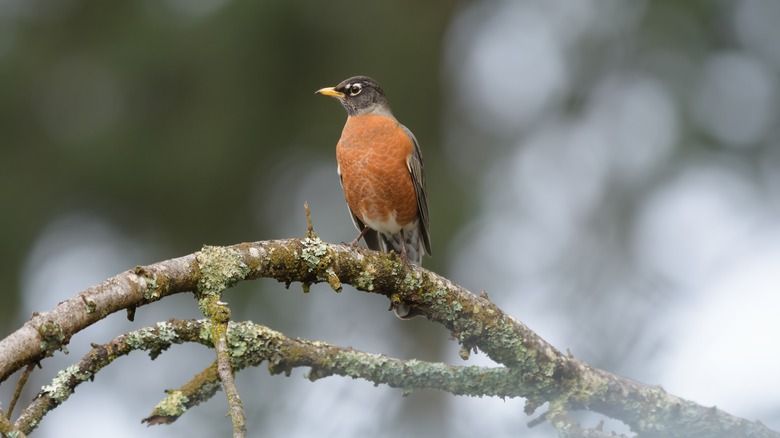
[316, 86, 344, 98]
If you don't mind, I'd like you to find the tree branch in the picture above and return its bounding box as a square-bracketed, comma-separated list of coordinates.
[15, 319, 521, 434]
[195, 246, 247, 438]
[0, 238, 777, 437]
[0, 408, 26, 438]
[143, 360, 222, 426]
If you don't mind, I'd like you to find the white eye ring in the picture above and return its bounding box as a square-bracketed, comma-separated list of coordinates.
[348, 83, 362, 96]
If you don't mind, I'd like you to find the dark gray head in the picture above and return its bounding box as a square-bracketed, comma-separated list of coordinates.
[316, 76, 394, 117]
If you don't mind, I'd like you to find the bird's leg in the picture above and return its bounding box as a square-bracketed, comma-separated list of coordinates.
[401, 244, 409, 265]
[350, 226, 371, 247]
[401, 234, 409, 266]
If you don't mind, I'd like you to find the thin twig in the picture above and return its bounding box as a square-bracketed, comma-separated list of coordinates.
[304, 201, 316, 238]
[7, 363, 35, 420]
[214, 324, 245, 438]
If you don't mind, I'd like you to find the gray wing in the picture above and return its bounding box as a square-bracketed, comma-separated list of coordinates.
[400, 124, 432, 256]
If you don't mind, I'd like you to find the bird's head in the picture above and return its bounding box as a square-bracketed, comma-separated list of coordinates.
[316, 76, 393, 117]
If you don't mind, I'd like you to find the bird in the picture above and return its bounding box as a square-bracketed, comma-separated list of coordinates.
[316, 76, 432, 269]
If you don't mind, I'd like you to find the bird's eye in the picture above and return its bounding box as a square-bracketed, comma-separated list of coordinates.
[349, 83, 362, 96]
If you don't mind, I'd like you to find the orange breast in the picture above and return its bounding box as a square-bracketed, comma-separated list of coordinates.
[336, 114, 418, 232]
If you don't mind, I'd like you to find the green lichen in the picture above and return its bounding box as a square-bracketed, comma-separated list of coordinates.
[228, 336, 249, 357]
[421, 288, 463, 319]
[450, 300, 463, 312]
[300, 236, 329, 271]
[152, 390, 190, 417]
[125, 322, 179, 359]
[132, 266, 162, 300]
[125, 328, 148, 349]
[37, 320, 65, 353]
[403, 271, 423, 289]
[355, 269, 375, 291]
[325, 268, 342, 292]
[142, 276, 160, 300]
[420, 288, 446, 303]
[541, 361, 557, 377]
[196, 245, 249, 295]
[41, 364, 93, 404]
[198, 295, 231, 322]
[81, 296, 97, 314]
[222, 321, 286, 370]
[487, 323, 532, 365]
[198, 322, 213, 343]
[155, 321, 178, 343]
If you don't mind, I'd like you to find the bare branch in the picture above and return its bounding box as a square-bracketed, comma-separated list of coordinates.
[0, 252, 200, 384]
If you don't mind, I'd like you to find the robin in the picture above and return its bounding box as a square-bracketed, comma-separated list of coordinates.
[316, 76, 432, 269]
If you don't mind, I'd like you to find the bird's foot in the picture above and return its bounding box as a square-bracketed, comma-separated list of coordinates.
[399, 244, 412, 265]
[348, 227, 371, 248]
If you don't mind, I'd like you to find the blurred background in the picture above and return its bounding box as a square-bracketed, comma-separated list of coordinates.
[1, 0, 779, 436]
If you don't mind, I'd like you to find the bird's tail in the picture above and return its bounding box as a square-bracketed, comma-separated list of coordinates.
[377, 226, 426, 319]
[378, 227, 424, 266]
